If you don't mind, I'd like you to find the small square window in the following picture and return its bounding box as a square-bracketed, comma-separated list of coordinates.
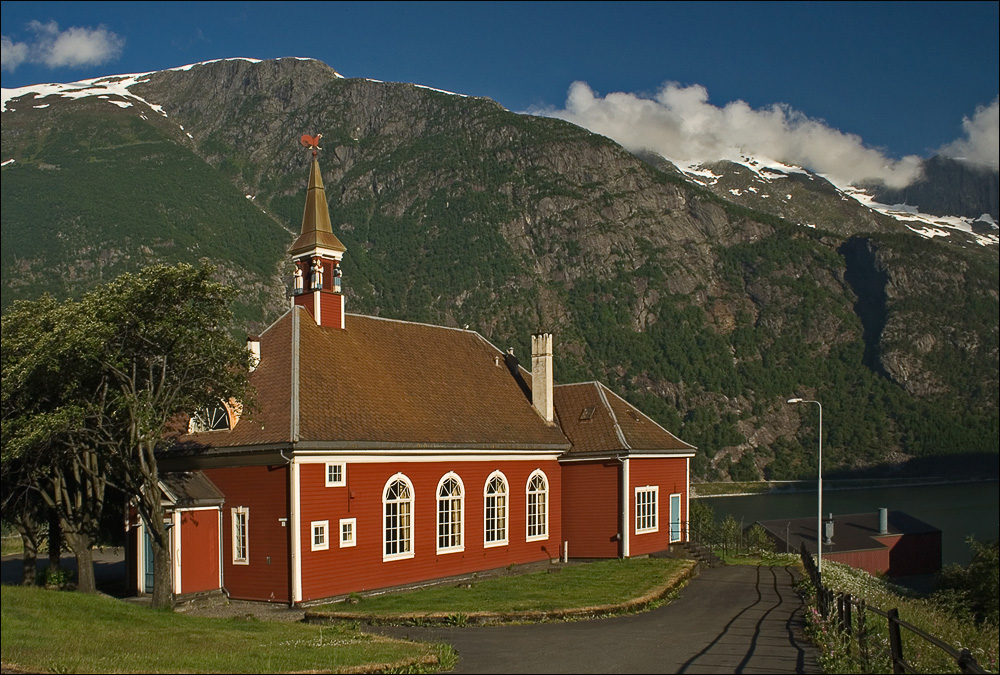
[325, 462, 346, 487]
[340, 518, 356, 548]
[311, 520, 329, 551]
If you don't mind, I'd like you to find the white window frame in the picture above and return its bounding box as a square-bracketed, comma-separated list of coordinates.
[436, 472, 465, 554]
[635, 486, 659, 534]
[484, 470, 509, 548]
[383, 473, 414, 561]
[325, 462, 346, 487]
[311, 520, 329, 551]
[339, 518, 356, 548]
[231, 506, 249, 565]
[525, 470, 549, 542]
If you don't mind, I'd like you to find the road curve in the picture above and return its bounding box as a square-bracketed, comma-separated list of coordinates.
[372, 564, 821, 674]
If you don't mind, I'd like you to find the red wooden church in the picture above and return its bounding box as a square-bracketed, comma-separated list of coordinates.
[129, 148, 696, 604]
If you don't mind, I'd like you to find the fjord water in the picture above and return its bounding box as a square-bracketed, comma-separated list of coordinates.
[702, 481, 999, 566]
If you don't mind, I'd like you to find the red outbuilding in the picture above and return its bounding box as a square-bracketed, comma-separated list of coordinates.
[132, 147, 696, 604]
[755, 509, 942, 578]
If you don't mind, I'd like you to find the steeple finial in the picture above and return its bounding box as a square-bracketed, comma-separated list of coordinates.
[288, 134, 346, 257]
[289, 134, 347, 330]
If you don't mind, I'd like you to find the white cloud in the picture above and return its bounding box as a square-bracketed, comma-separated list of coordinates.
[937, 98, 999, 170]
[1, 36, 29, 72]
[1, 20, 124, 73]
[533, 81, 925, 188]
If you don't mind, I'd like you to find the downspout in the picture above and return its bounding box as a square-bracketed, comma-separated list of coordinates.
[288, 309, 302, 605]
[685, 457, 690, 543]
[617, 454, 630, 558]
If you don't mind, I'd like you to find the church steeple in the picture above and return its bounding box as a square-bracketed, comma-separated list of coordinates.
[290, 135, 347, 329]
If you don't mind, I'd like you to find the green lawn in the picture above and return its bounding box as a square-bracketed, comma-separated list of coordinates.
[1, 585, 451, 673]
[311, 558, 693, 618]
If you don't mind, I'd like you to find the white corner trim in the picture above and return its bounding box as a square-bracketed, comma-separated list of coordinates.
[290, 458, 302, 603]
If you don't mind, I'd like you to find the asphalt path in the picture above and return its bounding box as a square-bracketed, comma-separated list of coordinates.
[372, 564, 821, 674]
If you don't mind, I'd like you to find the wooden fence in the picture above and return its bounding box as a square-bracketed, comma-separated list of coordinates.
[800, 543, 986, 674]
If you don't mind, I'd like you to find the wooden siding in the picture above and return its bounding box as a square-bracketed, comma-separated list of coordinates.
[827, 548, 891, 575]
[179, 510, 220, 594]
[296, 459, 562, 602]
[882, 531, 942, 576]
[204, 465, 290, 603]
[628, 457, 688, 556]
[561, 461, 620, 558]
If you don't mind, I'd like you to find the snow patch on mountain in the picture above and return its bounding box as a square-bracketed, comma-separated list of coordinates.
[668, 153, 999, 247]
[0, 57, 332, 114]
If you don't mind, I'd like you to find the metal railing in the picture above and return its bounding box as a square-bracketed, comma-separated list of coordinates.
[685, 519, 774, 560]
[800, 543, 986, 674]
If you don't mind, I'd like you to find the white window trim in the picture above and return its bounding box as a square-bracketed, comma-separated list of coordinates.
[311, 520, 329, 551]
[525, 469, 549, 542]
[436, 472, 465, 554]
[231, 506, 249, 565]
[325, 462, 346, 487]
[382, 473, 415, 562]
[635, 486, 659, 534]
[484, 470, 509, 548]
[339, 518, 357, 548]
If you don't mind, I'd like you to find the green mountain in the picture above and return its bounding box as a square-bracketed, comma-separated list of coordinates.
[2, 58, 997, 482]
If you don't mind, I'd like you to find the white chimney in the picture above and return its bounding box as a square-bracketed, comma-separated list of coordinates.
[531, 333, 554, 424]
[247, 336, 261, 372]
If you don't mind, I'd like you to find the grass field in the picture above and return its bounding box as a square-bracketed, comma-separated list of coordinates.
[310, 557, 692, 618]
[1, 585, 452, 673]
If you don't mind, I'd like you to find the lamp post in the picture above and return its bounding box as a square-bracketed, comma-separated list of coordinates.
[787, 397, 823, 573]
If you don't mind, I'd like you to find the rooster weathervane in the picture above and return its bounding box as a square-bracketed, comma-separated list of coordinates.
[300, 133, 322, 156]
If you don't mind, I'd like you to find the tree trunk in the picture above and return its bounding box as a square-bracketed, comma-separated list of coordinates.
[47, 508, 62, 573]
[152, 537, 172, 608]
[145, 480, 173, 609]
[64, 532, 96, 593]
[19, 531, 38, 586]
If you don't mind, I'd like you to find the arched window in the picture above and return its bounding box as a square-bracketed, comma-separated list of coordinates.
[383, 474, 414, 560]
[484, 471, 508, 547]
[436, 473, 464, 553]
[526, 470, 549, 541]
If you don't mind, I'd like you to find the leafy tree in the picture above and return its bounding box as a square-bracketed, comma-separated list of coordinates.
[935, 537, 999, 626]
[2, 264, 251, 607]
[689, 499, 716, 539]
[2, 295, 115, 592]
[79, 263, 252, 608]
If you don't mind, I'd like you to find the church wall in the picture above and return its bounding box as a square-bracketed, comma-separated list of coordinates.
[628, 457, 688, 556]
[296, 457, 562, 602]
[561, 461, 621, 558]
[203, 465, 291, 603]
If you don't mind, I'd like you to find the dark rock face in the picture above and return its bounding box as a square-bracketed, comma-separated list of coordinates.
[862, 155, 999, 220]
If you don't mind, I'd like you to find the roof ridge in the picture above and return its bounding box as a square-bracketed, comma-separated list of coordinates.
[598, 384, 696, 450]
[595, 383, 631, 450]
[343, 313, 481, 334]
[554, 380, 601, 389]
[290, 306, 300, 443]
[257, 307, 293, 338]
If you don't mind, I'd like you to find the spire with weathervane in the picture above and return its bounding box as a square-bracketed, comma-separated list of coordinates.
[290, 134, 347, 329]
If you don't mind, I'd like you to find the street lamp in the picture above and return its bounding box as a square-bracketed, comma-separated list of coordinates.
[787, 397, 823, 573]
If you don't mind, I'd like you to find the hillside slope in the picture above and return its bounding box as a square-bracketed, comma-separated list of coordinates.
[2, 58, 997, 481]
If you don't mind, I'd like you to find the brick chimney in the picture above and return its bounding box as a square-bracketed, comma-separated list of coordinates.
[531, 333, 554, 424]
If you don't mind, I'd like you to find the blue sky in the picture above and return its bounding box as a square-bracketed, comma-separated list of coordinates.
[2, 1, 998, 181]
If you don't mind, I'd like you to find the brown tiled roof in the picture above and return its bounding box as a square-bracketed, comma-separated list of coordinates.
[554, 382, 695, 456]
[182, 309, 569, 452]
